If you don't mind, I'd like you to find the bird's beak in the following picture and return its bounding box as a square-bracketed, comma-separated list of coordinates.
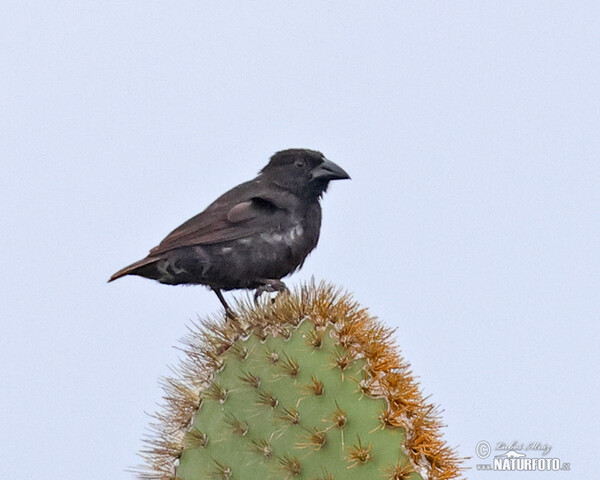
[311, 158, 351, 181]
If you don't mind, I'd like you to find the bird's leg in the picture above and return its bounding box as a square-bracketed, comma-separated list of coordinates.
[254, 279, 289, 303]
[212, 288, 236, 321]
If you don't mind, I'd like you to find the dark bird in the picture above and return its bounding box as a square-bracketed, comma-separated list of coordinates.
[109, 148, 350, 317]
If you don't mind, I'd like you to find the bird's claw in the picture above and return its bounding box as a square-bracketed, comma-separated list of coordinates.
[254, 280, 289, 303]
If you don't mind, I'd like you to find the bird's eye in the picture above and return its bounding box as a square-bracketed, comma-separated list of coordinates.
[294, 160, 305, 168]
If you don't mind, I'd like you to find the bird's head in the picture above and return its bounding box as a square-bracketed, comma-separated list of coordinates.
[261, 149, 350, 198]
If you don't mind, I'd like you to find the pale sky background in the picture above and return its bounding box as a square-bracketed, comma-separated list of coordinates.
[1, 2, 598, 479]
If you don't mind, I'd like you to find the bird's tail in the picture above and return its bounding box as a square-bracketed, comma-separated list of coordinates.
[108, 256, 160, 283]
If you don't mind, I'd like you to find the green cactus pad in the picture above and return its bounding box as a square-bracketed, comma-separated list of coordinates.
[138, 282, 462, 480]
[177, 320, 419, 480]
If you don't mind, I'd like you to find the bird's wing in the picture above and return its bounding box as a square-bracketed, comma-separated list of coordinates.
[148, 184, 291, 255]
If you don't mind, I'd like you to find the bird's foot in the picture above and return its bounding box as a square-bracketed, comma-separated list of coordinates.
[211, 287, 239, 324]
[224, 307, 238, 322]
[254, 279, 289, 303]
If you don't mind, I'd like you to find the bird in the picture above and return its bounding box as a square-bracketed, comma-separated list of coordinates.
[109, 148, 350, 318]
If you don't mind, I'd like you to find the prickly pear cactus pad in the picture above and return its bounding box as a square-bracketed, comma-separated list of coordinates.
[138, 282, 462, 480]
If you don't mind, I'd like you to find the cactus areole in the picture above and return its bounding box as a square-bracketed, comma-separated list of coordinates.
[137, 282, 462, 480]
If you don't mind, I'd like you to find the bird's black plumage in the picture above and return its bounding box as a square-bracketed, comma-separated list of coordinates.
[109, 149, 350, 315]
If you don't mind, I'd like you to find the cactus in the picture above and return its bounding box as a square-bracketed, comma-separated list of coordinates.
[137, 282, 462, 480]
